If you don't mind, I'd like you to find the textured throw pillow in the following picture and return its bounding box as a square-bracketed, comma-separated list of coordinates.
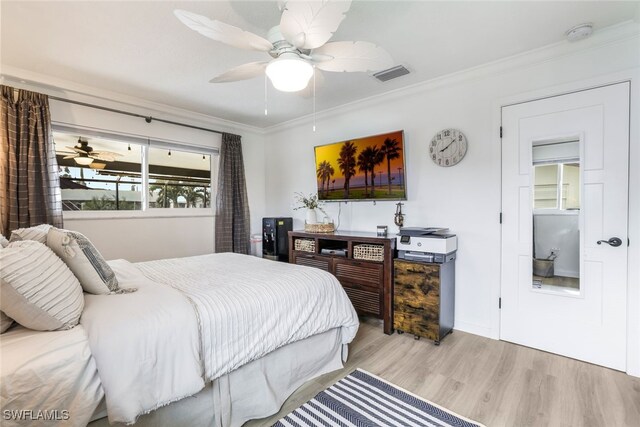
[47, 227, 135, 295]
[9, 224, 52, 243]
[0, 311, 13, 333]
[0, 233, 14, 332]
[0, 240, 84, 331]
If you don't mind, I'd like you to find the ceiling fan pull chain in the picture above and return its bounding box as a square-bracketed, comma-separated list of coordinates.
[312, 67, 316, 132]
[264, 74, 268, 116]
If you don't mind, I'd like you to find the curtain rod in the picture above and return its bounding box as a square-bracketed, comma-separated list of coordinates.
[48, 96, 225, 136]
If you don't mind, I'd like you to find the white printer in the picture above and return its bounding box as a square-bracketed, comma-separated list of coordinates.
[396, 227, 457, 263]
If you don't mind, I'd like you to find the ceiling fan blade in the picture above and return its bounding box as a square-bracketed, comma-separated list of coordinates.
[91, 151, 121, 162]
[312, 41, 393, 72]
[174, 9, 273, 52]
[71, 147, 89, 154]
[91, 155, 115, 162]
[63, 155, 78, 160]
[92, 151, 122, 157]
[209, 61, 270, 83]
[280, 0, 351, 49]
[297, 69, 325, 98]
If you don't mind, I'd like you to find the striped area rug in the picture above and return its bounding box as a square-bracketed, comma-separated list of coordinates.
[274, 369, 485, 427]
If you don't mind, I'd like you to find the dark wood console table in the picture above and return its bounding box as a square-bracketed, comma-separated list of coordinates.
[288, 230, 395, 334]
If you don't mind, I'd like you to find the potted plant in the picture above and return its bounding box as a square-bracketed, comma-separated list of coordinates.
[293, 192, 327, 224]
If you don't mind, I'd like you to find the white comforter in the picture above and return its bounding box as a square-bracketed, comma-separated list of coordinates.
[80, 259, 204, 424]
[136, 253, 359, 381]
[84, 254, 359, 424]
[0, 325, 103, 427]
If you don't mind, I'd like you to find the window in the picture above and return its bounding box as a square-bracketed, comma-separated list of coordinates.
[148, 147, 211, 209]
[54, 130, 215, 212]
[533, 164, 558, 209]
[533, 162, 580, 210]
[562, 163, 580, 210]
[532, 139, 580, 211]
[55, 133, 143, 211]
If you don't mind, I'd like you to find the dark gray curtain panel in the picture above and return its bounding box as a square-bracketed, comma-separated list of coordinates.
[215, 132, 250, 254]
[0, 85, 63, 237]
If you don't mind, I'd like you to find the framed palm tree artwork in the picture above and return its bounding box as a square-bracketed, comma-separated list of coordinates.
[314, 130, 406, 201]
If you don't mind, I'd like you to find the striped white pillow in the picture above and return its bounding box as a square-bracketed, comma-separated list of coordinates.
[0, 240, 84, 331]
[47, 228, 135, 295]
[9, 224, 52, 243]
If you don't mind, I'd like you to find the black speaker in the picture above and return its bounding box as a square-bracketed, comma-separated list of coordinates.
[262, 217, 292, 262]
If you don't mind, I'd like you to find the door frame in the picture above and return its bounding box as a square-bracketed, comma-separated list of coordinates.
[493, 69, 639, 376]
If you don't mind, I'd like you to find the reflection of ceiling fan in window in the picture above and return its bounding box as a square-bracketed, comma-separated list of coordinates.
[174, 0, 394, 92]
[59, 139, 122, 169]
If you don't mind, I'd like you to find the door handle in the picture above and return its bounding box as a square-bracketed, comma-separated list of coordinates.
[597, 237, 622, 247]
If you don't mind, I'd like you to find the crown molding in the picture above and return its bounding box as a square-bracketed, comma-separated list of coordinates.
[264, 20, 640, 135]
[0, 66, 266, 135]
[1, 20, 637, 135]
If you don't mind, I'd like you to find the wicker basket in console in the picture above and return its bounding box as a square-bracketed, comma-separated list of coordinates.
[304, 222, 336, 233]
[294, 238, 316, 253]
[353, 244, 384, 262]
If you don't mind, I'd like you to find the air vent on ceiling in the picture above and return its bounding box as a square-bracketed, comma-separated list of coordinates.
[372, 65, 410, 82]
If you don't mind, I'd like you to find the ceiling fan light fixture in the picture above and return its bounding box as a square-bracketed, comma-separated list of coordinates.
[74, 156, 94, 166]
[265, 54, 314, 92]
[90, 162, 106, 170]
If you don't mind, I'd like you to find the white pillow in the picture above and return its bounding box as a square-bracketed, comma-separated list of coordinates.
[0, 311, 13, 333]
[0, 234, 8, 248]
[47, 228, 135, 295]
[0, 240, 84, 331]
[9, 224, 52, 243]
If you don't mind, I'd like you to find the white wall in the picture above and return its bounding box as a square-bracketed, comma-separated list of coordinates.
[534, 214, 579, 278]
[263, 26, 640, 374]
[1, 76, 266, 261]
[64, 215, 214, 262]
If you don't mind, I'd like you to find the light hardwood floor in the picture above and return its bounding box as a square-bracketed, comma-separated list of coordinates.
[246, 318, 640, 427]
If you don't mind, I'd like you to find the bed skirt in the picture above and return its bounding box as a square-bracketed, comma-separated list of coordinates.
[88, 327, 346, 427]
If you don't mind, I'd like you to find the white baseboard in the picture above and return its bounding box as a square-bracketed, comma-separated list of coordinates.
[454, 320, 496, 340]
[554, 268, 580, 278]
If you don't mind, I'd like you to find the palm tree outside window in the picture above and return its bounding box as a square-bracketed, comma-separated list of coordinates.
[148, 147, 211, 209]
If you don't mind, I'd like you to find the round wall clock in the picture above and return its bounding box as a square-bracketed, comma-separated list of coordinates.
[429, 129, 468, 167]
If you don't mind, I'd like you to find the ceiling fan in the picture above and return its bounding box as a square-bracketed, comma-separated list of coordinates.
[174, 0, 394, 92]
[60, 139, 122, 168]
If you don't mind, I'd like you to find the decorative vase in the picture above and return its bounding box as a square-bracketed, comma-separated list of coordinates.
[306, 208, 317, 224]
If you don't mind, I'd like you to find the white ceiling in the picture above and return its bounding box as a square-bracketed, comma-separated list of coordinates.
[1, 1, 638, 128]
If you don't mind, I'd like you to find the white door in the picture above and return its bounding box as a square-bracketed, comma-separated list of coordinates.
[501, 82, 629, 370]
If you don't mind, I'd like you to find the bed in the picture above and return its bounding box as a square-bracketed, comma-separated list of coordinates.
[0, 325, 103, 427]
[0, 252, 359, 427]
